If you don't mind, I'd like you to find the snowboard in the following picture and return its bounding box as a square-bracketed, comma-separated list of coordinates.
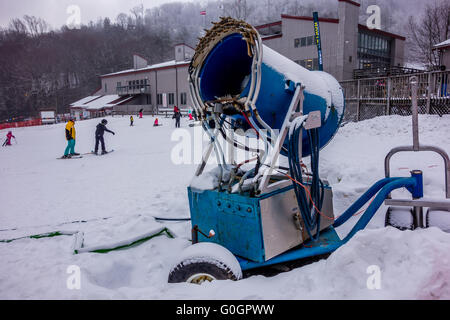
[90, 149, 114, 156]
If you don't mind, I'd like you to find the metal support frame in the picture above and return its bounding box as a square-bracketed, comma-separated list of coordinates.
[384, 76, 450, 228]
[257, 85, 305, 194]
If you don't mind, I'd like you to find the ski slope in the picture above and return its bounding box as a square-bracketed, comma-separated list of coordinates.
[0, 114, 449, 299]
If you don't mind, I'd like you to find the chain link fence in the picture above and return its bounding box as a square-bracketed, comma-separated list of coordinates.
[340, 71, 450, 122]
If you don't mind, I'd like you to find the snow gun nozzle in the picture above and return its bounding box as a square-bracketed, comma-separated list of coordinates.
[408, 170, 424, 199]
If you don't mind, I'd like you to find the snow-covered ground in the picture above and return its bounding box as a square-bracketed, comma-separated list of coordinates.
[0, 114, 449, 299]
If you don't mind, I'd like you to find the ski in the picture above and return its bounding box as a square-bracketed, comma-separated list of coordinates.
[57, 156, 83, 160]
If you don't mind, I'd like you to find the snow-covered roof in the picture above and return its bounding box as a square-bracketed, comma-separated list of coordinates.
[105, 95, 134, 107]
[83, 95, 121, 110]
[70, 96, 100, 107]
[70, 95, 132, 110]
[434, 39, 450, 49]
[101, 60, 190, 78]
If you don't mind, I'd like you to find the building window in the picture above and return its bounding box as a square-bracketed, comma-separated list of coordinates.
[297, 58, 319, 71]
[117, 82, 121, 88]
[147, 94, 152, 105]
[357, 31, 392, 69]
[180, 92, 187, 105]
[301, 37, 307, 47]
[295, 36, 315, 48]
[157, 93, 163, 105]
[168, 93, 175, 105]
[104, 83, 107, 92]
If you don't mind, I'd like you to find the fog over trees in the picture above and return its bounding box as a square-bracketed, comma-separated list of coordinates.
[0, 0, 447, 120]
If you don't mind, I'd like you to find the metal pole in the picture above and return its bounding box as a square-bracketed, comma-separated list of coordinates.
[386, 77, 391, 116]
[356, 80, 360, 121]
[412, 206, 424, 229]
[313, 12, 324, 72]
[411, 169, 424, 229]
[426, 72, 431, 114]
[410, 76, 419, 151]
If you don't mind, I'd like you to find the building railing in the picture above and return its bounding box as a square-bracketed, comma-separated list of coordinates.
[111, 105, 190, 117]
[340, 70, 450, 122]
[116, 85, 150, 95]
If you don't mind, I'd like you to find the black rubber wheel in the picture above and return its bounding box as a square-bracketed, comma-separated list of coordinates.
[168, 260, 239, 284]
[168, 242, 242, 284]
[385, 206, 414, 231]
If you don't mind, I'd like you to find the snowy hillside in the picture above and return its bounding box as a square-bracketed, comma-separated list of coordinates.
[0, 114, 449, 299]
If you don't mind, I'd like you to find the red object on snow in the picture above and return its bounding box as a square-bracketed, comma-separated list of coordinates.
[189, 114, 193, 120]
[139, 112, 143, 118]
[154, 118, 159, 126]
[5, 131, 15, 145]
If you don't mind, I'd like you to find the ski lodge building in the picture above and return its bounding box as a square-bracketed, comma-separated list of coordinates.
[434, 39, 450, 70]
[69, 0, 405, 119]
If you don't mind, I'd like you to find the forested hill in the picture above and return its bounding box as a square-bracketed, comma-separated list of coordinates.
[0, 0, 441, 120]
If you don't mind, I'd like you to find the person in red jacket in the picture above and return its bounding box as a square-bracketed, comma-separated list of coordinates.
[2, 131, 15, 146]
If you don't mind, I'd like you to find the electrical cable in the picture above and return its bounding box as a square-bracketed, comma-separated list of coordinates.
[288, 122, 324, 241]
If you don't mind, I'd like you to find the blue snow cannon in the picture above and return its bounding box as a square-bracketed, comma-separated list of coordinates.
[168, 18, 427, 284]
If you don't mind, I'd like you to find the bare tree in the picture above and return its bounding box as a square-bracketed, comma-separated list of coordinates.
[116, 13, 128, 29]
[223, 0, 254, 21]
[407, 1, 450, 67]
[130, 4, 145, 26]
[8, 18, 27, 34]
[23, 15, 50, 36]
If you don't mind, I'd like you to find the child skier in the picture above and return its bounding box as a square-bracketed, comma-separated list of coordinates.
[130, 115, 134, 126]
[153, 118, 159, 127]
[2, 131, 15, 146]
[94, 119, 115, 155]
[62, 118, 79, 158]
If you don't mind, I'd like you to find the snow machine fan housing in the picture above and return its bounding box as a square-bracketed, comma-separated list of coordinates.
[188, 17, 345, 157]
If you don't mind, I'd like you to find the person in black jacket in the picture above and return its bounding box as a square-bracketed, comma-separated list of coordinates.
[172, 110, 181, 128]
[94, 119, 115, 155]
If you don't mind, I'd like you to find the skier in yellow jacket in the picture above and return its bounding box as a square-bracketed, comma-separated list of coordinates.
[62, 118, 79, 158]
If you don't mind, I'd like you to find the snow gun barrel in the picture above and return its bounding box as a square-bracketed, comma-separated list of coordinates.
[188, 17, 345, 157]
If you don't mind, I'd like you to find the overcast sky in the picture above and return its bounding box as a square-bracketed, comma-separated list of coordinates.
[0, 0, 203, 29]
